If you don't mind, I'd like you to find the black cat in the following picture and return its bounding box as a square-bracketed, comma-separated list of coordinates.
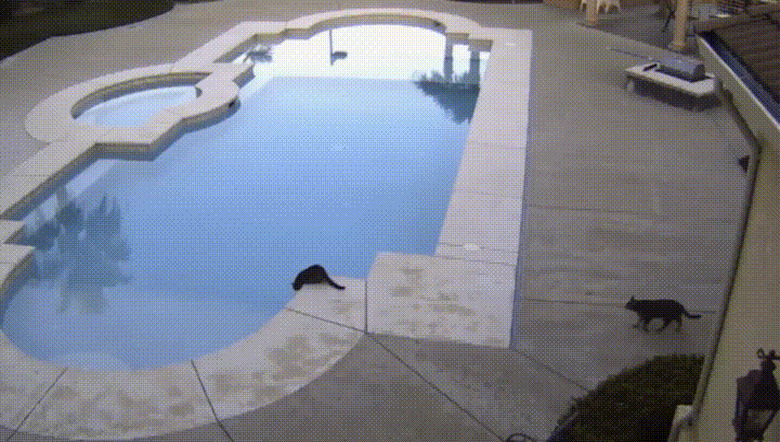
[625, 296, 701, 332]
[292, 265, 345, 291]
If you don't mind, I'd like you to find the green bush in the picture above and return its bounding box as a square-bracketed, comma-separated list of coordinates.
[551, 354, 704, 442]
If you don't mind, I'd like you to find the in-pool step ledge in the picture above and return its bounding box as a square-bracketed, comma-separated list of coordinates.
[0, 244, 35, 299]
[0, 221, 25, 244]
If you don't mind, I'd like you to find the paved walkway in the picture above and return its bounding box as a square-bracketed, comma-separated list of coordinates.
[517, 3, 752, 394]
[0, 1, 754, 440]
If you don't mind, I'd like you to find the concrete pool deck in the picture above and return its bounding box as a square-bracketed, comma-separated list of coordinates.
[0, 1, 755, 441]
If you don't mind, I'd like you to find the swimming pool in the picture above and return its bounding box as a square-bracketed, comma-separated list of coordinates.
[0, 10, 531, 439]
[1, 24, 485, 370]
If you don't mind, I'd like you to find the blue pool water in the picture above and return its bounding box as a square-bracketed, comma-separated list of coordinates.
[1, 25, 484, 370]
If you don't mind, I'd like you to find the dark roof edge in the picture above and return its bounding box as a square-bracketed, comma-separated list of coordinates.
[693, 3, 780, 33]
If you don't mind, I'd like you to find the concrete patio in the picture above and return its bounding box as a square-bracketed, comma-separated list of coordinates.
[0, 1, 755, 440]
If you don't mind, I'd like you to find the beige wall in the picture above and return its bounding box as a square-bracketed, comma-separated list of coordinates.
[681, 140, 779, 441]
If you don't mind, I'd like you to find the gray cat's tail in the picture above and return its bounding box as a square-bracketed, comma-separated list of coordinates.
[683, 309, 701, 319]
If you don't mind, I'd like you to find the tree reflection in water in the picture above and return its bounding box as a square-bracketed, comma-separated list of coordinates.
[241, 43, 273, 64]
[414, 72, 480, 124]
[22, 195, 131, 314]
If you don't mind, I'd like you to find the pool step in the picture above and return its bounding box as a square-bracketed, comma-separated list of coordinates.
[367, 251, 516, 348]
[0, 243, 35, 300]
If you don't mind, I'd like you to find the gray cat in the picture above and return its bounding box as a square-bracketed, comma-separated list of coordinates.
[625, 296, 701, 332]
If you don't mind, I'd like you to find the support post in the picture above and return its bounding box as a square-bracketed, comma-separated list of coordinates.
[585, 0, 599, 27]
[670, 0, 690, 52]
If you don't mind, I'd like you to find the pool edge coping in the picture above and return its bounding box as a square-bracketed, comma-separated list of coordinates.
[0, 8, 531, 440]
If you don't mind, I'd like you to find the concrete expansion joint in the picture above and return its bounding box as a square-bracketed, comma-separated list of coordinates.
[438, 241, 519, 264]
[190, 360, 236, 442]
[367, 333, 506, 442]
[510, 347, 589, 393]
[5, 367, 67, 442]
[525, 202, 654, 217]
[523, 297, 617, 306]
[284, 307, 367, 335]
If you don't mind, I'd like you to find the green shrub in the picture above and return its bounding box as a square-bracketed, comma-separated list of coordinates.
[552, 354, 704, 442]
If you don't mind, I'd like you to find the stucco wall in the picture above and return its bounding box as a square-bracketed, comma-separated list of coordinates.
[681, 139, 779, 441]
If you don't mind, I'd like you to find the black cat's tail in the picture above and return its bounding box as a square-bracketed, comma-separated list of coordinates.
[326, 277, 345, 290]
[683, 309, 701, 319]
